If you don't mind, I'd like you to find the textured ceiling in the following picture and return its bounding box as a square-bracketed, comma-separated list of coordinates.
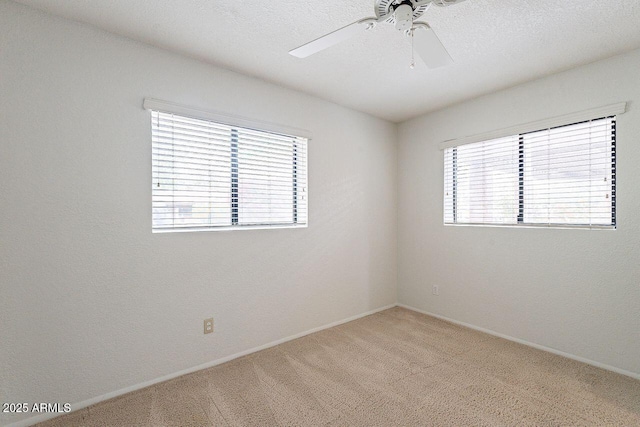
[13, 0, 640, 122]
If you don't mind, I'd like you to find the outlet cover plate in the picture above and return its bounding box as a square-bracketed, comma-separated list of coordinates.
[204, 318, 214, 334]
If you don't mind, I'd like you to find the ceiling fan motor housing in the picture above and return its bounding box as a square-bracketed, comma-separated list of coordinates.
[375, 0, 430, 26]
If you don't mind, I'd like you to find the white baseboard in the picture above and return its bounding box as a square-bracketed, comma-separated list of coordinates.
[5, 304, 396, 427]
[397, 303, 640, 381]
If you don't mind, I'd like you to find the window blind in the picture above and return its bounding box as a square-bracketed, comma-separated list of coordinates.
[151, 111, 307, 231]
[444, 117, 616, 228]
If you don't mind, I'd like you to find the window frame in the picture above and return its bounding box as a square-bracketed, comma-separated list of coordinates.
[443, 114, 618, 230]
[145, 99, 310, 233]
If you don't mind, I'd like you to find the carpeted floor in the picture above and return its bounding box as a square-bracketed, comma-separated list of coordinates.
[37, 307, 640, 426]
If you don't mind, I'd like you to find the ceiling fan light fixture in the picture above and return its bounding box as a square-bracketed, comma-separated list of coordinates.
[394, 4, 414, 31]
[432, 0, 467, 7]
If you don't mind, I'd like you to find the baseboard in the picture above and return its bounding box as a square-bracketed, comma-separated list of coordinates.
[398, 303, 640, 381]
[5, 303, 396, 427]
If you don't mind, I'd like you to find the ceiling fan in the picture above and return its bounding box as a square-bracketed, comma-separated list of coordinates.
[289, 0, 468, 68]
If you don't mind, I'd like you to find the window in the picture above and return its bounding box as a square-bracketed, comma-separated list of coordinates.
[444, 117, 616, 228]
[151, 110, 307, 232]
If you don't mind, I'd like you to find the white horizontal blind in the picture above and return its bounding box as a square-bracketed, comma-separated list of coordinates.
[444, 135, 520, 225]
[151, 111, 307, 231]
[444, 117, 616, 228]
[235, 127, 307, 226]
[522, 119, 614, 226]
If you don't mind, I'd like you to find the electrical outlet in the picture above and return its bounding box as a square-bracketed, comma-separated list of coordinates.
[432, 285, 439, 296]
[204, 318, 214, 334]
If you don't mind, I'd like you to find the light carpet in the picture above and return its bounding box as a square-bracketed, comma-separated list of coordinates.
[37, 307, 640, 426]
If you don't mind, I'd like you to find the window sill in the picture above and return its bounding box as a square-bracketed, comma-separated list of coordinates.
[152, 223, 308, 234]
[444, 222, 615, 230]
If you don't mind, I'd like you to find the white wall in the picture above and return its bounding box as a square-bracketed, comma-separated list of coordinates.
[0, 1, 397, 424]
[398, 49, 640, 375]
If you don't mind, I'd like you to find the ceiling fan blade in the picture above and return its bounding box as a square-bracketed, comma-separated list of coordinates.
[289, 20, 368, 58]
[413, 25, 453, 68]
